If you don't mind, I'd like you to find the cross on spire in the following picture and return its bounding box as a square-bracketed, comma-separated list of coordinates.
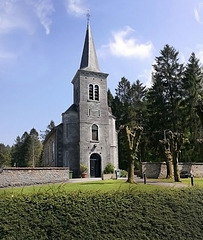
[80, 10, 100, 72]
[86, 10, 90, 24]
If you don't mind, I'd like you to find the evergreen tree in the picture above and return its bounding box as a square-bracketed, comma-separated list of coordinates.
[146, 45, 184, 162]
[110, 77, 147, 171]
[114, 77, 136, 127]
[113, 78, 133, 170]
[115, 77, 131, 104]
[20, 131, 32, 166]
[30, 128, 43, 167]
[152, 44, 184, 132]
[114, 77, 147, 128]
[181, 53, 203, 161]
[11, 129, 42, 167]
[130, 80, 147, 125]
[0, 144, 11, 167]
[11, 136, 24, 167]
[145, 76, 168, 162]
[107, 89, 114, 109]
[41, 120, 55, 142]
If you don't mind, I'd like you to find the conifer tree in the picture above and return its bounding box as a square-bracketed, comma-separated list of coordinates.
[0, 144, 11, 167]
[110, 77, 146, 171]
[146, 45, 184, 163]
[181, 53, 203, 161]
[11, 129, 42, 167]
[30, 128, 43, 167]
[146, 45, 184, 180]
[151, 44, 184, 132]
[41, 120, 55, 142]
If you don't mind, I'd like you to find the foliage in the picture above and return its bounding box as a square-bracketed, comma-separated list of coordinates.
[40, 120, 55, 142]
[181, 53, 203, 162]
[120, 169, 128, 177]
[145, 45, 184, 163]
[80, 164, 88, 173]
[11, 128, 43, 167]
[0, 144, 11, 167]
[109, 78, 146, 171]
[108, 44, 203, 168]
[1, 187, 203, 239]
[103, 162, 114, 174]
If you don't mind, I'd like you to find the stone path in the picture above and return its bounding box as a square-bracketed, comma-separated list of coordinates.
[68, 177, 189, 188]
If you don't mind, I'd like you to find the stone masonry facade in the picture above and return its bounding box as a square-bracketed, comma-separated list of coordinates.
[142, 162, 203, 178]
[0, 167, 69, 188]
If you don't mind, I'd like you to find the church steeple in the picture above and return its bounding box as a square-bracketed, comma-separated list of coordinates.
[79, 20, 101, 72]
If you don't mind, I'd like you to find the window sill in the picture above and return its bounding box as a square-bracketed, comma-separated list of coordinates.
[87, 100, 100, 103]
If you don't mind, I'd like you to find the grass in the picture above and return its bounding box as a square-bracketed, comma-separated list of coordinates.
[0, 179, 164, 195]
[181, 177, 203, 186]
[0, 177, 200, 195]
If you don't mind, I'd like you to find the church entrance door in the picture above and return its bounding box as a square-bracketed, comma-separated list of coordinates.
[90, 153, 101, 177]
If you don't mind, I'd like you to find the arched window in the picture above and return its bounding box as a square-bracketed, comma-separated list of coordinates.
[89, 84, 93, 100]
[95, 85, 99, 100]
[92, 124, 98, 141]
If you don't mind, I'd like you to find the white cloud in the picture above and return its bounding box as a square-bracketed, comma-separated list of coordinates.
[65, 0, 87, 16]
[0, 0, 54, 35]
[27, 0, 54, 35]
[194, 3, 203, 24]
[0, 0, 34, 34]
[0, 0, 54, 69]
[101, 26, 153, 59]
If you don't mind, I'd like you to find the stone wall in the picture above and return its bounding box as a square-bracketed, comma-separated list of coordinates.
[0, 167, 69, 188]
[141, 162, 203, 178]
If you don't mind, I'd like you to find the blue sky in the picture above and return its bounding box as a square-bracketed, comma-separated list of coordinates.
[1, 0, 203, 146]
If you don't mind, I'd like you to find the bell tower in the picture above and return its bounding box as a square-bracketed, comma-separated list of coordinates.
[71, 19, 117, 177]
[44, 18, 118, 176]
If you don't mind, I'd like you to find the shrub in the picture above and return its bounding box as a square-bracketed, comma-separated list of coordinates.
[1, 188, 203, 239]
[120, 169, 128, 177]
[80, 164, 88, 173]
[103, 163, 114, 174]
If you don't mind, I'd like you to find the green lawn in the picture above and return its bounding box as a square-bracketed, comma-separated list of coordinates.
[0, 180, 163, 195]
[181, 177, 203, 186]
[0, 177, 201, 195]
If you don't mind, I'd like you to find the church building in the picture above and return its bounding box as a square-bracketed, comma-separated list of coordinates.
[43, 21, 118, 178]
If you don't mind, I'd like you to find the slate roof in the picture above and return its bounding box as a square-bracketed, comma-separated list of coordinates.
[79, 22, 101, 72]
[63, 104, 78, 114]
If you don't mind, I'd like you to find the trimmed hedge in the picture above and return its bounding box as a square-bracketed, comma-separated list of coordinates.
[0, 188, 203, 239]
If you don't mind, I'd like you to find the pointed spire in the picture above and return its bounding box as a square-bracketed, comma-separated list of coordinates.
[80, 16, 101, 72]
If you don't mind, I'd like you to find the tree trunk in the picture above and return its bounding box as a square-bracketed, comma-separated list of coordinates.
[127, 154, 136, 183]
[126, 126, 143, 184]
[173, 150, 181, 182]
[171, 133, 182, 182]
[165, 150, 173, 179]
[159, 138, 173, 179]
[165, 131, 182, 182]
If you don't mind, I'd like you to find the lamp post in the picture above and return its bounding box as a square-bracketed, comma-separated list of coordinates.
[32, 136, 35, 168]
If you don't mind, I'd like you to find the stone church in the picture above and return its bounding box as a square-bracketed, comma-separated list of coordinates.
[43, 21, 118, 178]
